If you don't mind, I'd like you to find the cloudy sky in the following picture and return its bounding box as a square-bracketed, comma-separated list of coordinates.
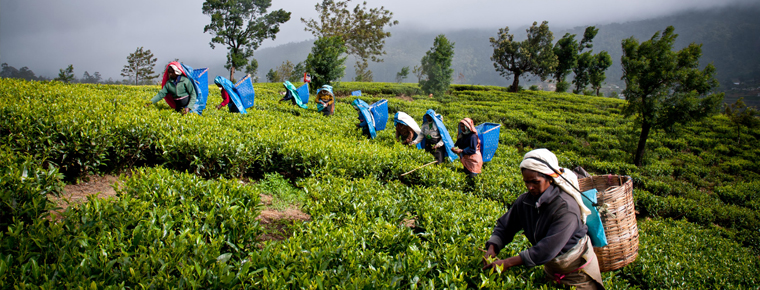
[0, 0, 755, 80]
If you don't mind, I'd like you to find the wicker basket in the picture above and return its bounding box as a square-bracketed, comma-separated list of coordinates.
[578, 175, 638, 272]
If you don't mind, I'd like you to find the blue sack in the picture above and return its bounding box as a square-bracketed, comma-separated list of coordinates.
[581, 189, 608, 247]
[181, 64, 208, 115]
[214, 76, 248, 114]
[419, 109, 458, 162]
[352, 99, 376, 139]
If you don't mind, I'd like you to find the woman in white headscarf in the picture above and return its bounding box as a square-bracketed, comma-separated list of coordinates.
[482, 149, 604, 290]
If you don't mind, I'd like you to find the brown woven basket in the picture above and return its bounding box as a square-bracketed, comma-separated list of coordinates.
[578, 175, 638, 272]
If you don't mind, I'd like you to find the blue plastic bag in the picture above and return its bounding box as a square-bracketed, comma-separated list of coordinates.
[581, 189, 608, 247]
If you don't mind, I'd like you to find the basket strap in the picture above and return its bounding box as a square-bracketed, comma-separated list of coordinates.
[525, 157, 597, 206]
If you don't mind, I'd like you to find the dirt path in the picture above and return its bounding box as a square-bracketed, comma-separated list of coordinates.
[255, 194, 311, 242]
[49, 176, 311, 242]
[49, 175, 120, 220]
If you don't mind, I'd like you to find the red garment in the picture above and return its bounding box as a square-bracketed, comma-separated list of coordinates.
[218, 89, 231, 107]
[160, 61, 188, 109]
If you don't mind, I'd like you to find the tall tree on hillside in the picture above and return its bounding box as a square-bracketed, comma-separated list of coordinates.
[491, 21, 557, 92]
[121, 47, 158, 85]
[571, 27, 600, 94]
[621, 26, 724, 166]
[81, 71, 102, 84]
[246, 58, 259, 82]
[419, 34, 455, 97]
[724, 98, 760, 145]
[552, 26, 598, 92]
[289, 62, 306, 83]
[266, 69, 279, 83]
[396, 66, 409, 83]
[203, 0, 291, 80]
[302, 0, 398, 82]
[275, 60, 295, 82]
[573, 51, 593, 94]
[412, 65, 424, 82]
[552, 33, 578, 92]
[305, 36, 348, 89]
[55, 65, 76, 83]
[588, 51, 612, 96]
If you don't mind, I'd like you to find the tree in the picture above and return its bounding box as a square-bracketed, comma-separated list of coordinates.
[1, 64, 44, 81]
[289, 62, 305, 83]
[121, 47, 158, 85]
[203, 0, 291, 80]
[55, 64, 76, 83]
[246, 58, 259, 82]
[412, 65, 424, 82]
[724, 98, 760, 145]
[419, 34, 455, 97]
[395, 66, 409, 83]
[621, 26, 724, 166]
[275, 60, 295, 82]
[552, 26, 597, 93]
[588, 51, 612, 96]
[305, 36, 348, 90]
[302, 0, 397, 83]
[491, 21, 557, 92]
[572, 51, 593, 94]
[353, 61, 372, 82]
[81, 71, 102, 84]
[0, 63, 19, 79]
[552, 33, 578, 92]
[266, 69, 279, 83]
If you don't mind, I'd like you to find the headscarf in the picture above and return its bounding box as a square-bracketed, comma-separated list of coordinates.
[168, 64, 182, 76]
[316, 85, 334, 97]
[393, 112, 421, 135]
[457, 118, 476, 140]
[519, 148, 591, 223]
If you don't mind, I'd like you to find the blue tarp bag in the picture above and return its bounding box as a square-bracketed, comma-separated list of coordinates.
[352, 99, 376, 139]
[234, 75, 255, 109]
[297, 83, 309, 104]
[369, 99, 388, 131]
[213, 76, 247, 114]
[181, 64, 208, 115]
[581, 188, 608, 247]
[419, 109, 458, 162]
[475, 122, 501, 162]
[282, 81, 308, 109]
[351, 90, 362, 96]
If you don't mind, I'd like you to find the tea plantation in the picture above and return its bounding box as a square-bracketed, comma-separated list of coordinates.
[1, 78, 759, 289]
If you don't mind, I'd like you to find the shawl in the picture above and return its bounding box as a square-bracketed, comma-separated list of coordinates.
[519, 148, 591, 223]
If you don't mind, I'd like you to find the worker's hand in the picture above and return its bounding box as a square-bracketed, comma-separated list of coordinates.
[482, 245, 497, 268]
[182, 107, 190, 115]
[482, 259, 509, 272]
[144, 103, 152, 108]
[452, 148, 462, 154]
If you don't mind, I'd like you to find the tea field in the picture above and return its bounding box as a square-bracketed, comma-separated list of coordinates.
[1, 78, 759, 289]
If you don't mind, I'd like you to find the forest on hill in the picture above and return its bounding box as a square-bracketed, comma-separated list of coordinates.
[255, 4, 760, 104]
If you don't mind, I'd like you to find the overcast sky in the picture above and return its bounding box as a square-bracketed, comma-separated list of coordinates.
[1, 0, 756, 80]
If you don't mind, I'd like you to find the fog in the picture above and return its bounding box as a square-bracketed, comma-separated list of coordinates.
[1, 0, 756, 80]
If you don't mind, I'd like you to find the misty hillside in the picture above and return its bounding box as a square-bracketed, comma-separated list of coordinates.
[255, 4, 760, 99]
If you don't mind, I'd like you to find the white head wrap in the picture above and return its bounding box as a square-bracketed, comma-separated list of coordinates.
[394, 111, 421, 135]
[168, 64, 182, 75]
[519, 148, 591, 223]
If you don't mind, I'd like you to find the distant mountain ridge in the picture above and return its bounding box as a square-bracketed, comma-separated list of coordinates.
[254, 4, 760, 94]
